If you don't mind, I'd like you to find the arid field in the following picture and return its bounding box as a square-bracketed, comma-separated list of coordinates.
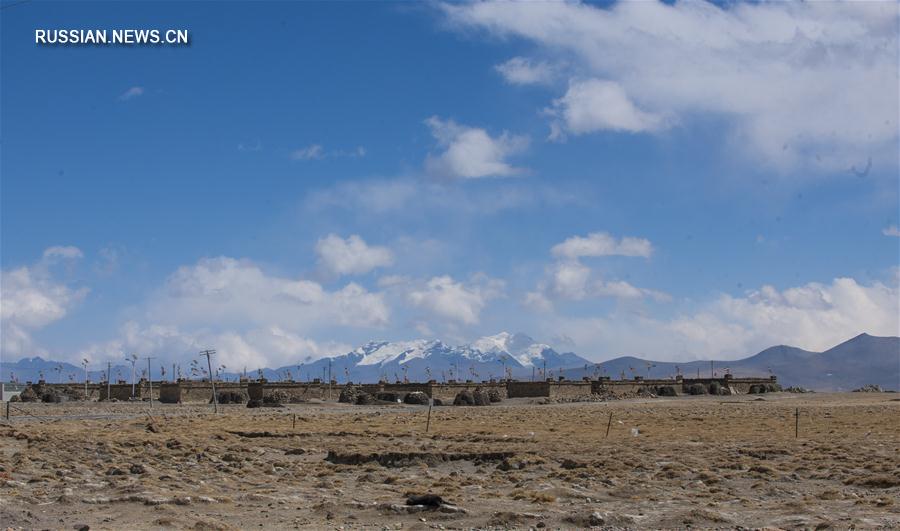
[1, 393, 898, 530]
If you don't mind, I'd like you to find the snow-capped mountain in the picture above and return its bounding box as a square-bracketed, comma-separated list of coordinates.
[268, 332, 592, 383]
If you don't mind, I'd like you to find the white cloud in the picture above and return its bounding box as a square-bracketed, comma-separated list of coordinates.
[530, 232, 664, 304]
[118, 86, 144, 101]
[76, 256, 388, 368]
[549, 260, 591, 300]
[290, 144, 366, 161]
[315, 234, 394, 277]
[523, 291, 554, 313]
[548, 79, 667, 138]
[443, 1, 899, 171]
[495, 56, 557, 85]
[551, 231, 653, 259]
[290, 144, 325, 160]
[78, 322, 351, 372]
[882, 225, 900, 237]
[151, 256, 389, 329]
[408, 274, 504, 325]
[1, 247, 88, 357]
[424, 116, 529, 179]
[42, 246, 84, 260]
[548, 276, 900, 361]
[304, 178, 578, 217]
[593, 280, 671, 303]
[542, 260, 669, 302]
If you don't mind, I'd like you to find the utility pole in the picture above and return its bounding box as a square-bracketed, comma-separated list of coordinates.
[129, 354, 137, 399]
[82, 359, 89, 399]
[328, 359, 332, 401]
[106, 361, 111, 401]
[145, 357, 155, 408]
[199, 349, 218, 413]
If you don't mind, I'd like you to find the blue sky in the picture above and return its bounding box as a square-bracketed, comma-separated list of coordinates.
[2, 1, 898, 369]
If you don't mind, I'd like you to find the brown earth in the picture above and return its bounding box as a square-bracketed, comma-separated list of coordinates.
[1, 393, 898, 530]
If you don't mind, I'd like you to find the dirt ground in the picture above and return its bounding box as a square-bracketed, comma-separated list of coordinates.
[1, 393, 898, 530]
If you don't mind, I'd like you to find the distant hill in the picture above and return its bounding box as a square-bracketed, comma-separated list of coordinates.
[2, 333, 897, 391]
[563, 334, 899, 391]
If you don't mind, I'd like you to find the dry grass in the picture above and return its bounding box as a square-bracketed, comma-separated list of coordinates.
[1, 393, 898, 529]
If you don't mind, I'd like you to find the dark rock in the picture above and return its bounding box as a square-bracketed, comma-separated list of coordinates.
[106, 467, 125, 476]
[487, 389, 502, 403]
[338, 386, 359, 404]
[375, 392, 400, 402]
[263, 390, 288, 405]
[406, 494, 444, 507]
[560, 458, 585, 470]
[473, 387, 491, 406]
[453, 390, 475, 406]
[246, 399, 262, 408]
[355, 392, 374, 405]
[18, 387, 39, 402]
[214, 391, 246, 404]
[688, 383, 707, 395]
[403, 392, 430, 405]
[656, 385, 677, 397]
[129, 463, 146, 474]
[42, 391, 63, 403]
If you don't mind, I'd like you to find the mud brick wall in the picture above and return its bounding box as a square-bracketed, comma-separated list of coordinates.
[548, 381, 594, 398]
[97, 382, 159, 401]
[159, 382, 182, 403]
[507, 381, 551, 398]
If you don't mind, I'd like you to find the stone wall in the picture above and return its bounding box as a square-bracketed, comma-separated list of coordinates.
[82, 375, 778, 404]
[158, 381, 248, 403]
[428, 382, 507, 402]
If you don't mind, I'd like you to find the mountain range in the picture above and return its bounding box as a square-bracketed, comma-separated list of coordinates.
[2, 332, 897, 391]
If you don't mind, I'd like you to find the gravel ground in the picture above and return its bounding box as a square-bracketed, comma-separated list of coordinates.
[1, 393, 898, 530]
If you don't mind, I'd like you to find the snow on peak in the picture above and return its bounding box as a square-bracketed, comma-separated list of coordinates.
[346, 333, 556, 369]
[470, 332, 550, 367]
[471, 332, 514, 354]
[355, 339, 441, 366]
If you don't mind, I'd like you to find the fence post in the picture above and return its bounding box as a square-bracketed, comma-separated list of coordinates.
[605, 412, 613, 438]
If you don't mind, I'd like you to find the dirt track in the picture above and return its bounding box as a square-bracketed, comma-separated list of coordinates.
[1, 393, 898, 529]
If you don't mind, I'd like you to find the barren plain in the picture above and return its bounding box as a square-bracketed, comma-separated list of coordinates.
[1, 393, 898, 530]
